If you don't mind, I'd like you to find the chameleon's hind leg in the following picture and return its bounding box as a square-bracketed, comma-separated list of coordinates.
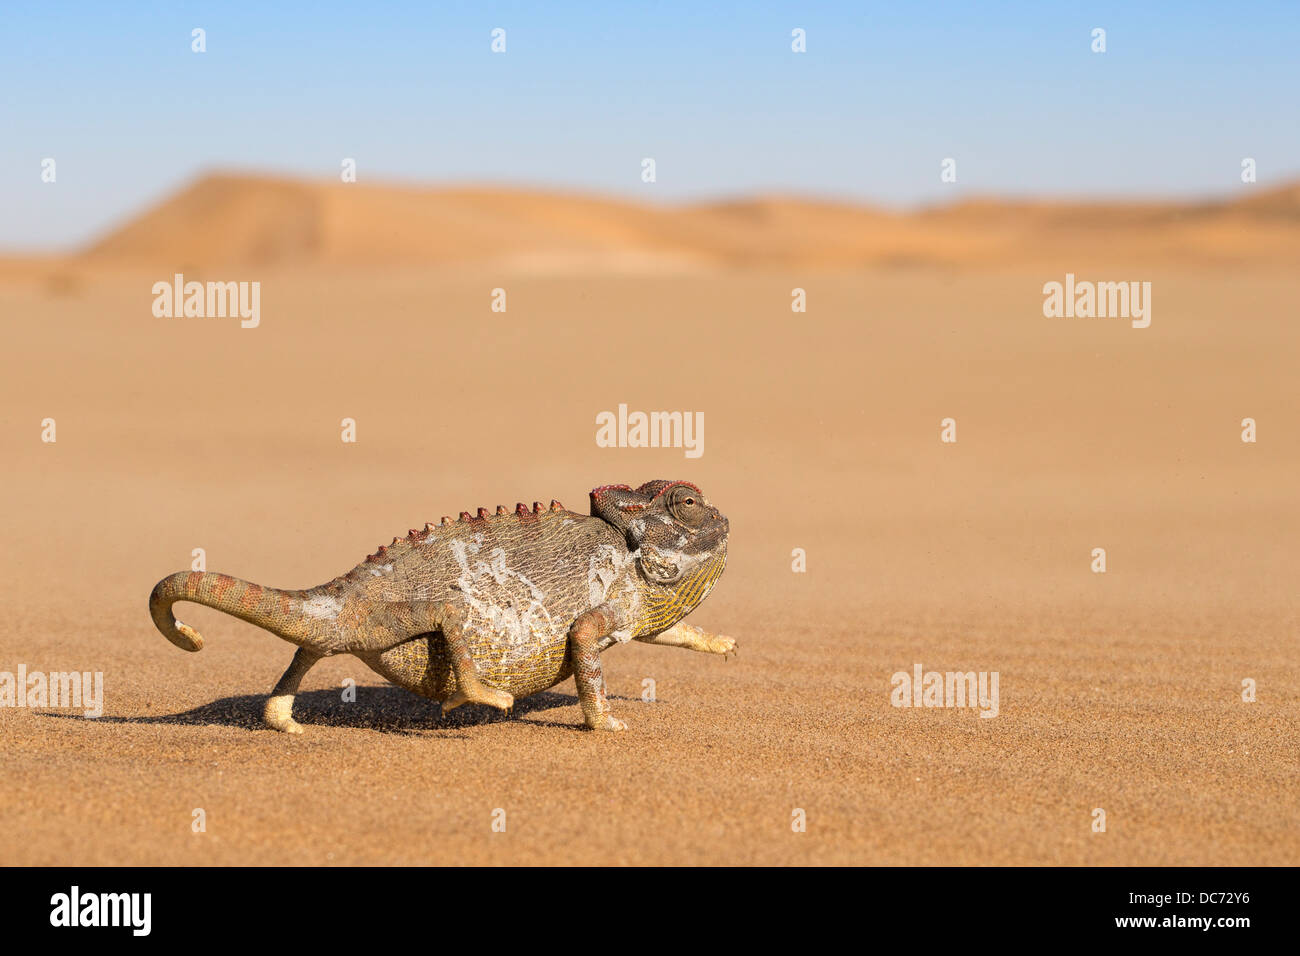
[375, 600, 513, 715]
[263, 646, 323, 734]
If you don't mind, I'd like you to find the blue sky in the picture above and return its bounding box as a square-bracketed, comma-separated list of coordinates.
[2, 1, 1297, 249]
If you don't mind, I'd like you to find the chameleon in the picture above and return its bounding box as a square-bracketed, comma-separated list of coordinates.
[148, 480, 734, 733]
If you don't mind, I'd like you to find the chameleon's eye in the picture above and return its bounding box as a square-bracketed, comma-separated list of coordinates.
[665, 485, 704, 524]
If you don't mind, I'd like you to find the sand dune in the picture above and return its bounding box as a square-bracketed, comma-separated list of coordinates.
[59, 171, 1300, 273]
[2, 169, 1297, 866]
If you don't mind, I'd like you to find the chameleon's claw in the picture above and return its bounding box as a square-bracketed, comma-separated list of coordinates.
[711, 635, 738, 657]
[587, 715, 628, 732]
[266, 717, 304, 734]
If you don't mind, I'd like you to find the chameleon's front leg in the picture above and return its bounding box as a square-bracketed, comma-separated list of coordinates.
[568, 605, 626, 732]
[634, 622, 738, 657]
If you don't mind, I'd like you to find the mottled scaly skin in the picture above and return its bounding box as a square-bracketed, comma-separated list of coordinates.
[148, 481, 734, 733]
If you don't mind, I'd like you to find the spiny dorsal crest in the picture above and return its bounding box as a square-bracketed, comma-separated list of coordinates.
[362, 497, 572, 563]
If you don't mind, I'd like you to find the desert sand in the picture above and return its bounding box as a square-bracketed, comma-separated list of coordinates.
[1, 174, 1297, 865]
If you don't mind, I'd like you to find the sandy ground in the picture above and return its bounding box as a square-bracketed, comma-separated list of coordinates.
[1, 185, 1298, 864]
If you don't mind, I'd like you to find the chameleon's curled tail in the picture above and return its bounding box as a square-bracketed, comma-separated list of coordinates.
[149, 571, 320, 652]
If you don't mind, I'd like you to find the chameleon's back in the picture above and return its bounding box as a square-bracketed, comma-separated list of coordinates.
[355, 505, 633, 700]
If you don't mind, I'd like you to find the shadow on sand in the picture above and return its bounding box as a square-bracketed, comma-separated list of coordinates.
[42, 686, 588, 736]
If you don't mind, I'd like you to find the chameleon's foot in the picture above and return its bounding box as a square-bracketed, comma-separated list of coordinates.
[634, 622, 738, 657]
[586, 714, 628, 732]
[263, 694, 305, 735]
[441, 683, 514, 715]
[709, 634, 739, 657]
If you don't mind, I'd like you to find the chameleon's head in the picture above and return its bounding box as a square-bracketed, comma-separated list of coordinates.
[590, 480, 729, 585]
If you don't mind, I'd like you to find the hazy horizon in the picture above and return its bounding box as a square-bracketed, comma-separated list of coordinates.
[15, 163, 1300, 259]
[4, 0, 1298, 250]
